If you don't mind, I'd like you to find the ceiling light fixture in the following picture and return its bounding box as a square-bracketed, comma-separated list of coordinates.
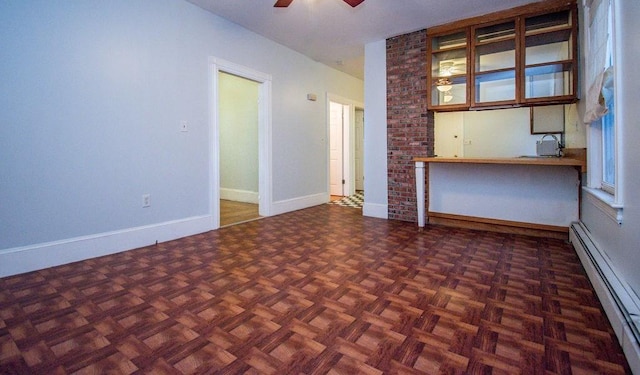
[439, 62, 454, 77]
[435, 78, 453, 92]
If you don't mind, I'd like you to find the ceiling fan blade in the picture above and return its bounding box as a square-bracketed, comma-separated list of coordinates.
[343, 0, 365, 7]
[274, 0, 294, 7]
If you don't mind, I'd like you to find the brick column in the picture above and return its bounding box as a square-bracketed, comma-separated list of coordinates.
[386, 30, 434, 222]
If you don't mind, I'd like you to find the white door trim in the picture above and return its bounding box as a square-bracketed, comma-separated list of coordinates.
[209, 57, 272, 229]
[355, 108, 365, 191]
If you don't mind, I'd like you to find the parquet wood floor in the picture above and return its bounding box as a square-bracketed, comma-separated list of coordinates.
[0, 205, 631, 374]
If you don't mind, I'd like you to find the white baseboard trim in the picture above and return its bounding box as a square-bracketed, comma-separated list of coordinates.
[569, 221, 640, 374]
[220, 188, 259, 204]
[363, 202, 388, 219]
[270, 193, 328, 216]
[0, 215, 214, 278]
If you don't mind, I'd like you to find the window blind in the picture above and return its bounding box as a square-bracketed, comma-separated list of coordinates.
[583, 0, 610, 124]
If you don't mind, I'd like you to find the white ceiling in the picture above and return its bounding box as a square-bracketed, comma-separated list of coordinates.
[186, 0, 542, 80]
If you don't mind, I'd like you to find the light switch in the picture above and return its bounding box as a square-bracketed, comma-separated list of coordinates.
[142, 194, 150, 208]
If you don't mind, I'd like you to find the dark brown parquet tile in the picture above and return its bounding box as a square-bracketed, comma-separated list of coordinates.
[0, 204, 631, 374]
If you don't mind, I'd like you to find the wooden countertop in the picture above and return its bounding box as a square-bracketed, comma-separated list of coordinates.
[414, 156, 585, 170]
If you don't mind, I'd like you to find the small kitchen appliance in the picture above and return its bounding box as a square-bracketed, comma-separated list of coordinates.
[536, 134, 562, 157]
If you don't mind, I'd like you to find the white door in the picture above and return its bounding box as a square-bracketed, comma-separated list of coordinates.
[434, 112, 464, 158]
[329, 101, 344, 196]
[355, 109, 364, 191]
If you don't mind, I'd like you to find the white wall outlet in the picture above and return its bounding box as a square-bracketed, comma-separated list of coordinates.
[142, 194, 151, 208]
[464, 139, 472, 145]
[180, 120, 188, 132]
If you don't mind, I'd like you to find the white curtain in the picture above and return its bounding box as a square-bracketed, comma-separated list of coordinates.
[583, 0, 610, 124]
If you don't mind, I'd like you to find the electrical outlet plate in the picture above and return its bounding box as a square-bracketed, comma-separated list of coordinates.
[180, 120, 188, 132]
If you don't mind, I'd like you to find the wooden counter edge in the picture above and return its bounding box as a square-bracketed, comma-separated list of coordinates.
[414, 156, 586, 170]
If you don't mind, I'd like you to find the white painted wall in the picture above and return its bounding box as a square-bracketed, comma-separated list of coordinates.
[429, 163, 579, 226]
[462, 108, 539, 157]
[219, 72, 259, 203]
[579, 0, 640, 298]
[363, 40, 388, 219]
[0, 0, 363, 276]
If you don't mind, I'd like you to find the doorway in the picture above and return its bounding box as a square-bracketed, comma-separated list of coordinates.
[328, 95, 364, 201]
[210, 58, 272, 229]
[330, 101, 349, 197]
[218, 72, 260, 226]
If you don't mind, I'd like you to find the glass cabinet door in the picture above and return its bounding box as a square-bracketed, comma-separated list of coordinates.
[473, 21, 516, 104]
[524, 9, 574, 99]
[430, 31, 468, 107]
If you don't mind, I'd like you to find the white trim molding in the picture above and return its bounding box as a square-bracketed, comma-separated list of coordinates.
[0, 215, 214, 278]
[220, 188, 259, 204]
[269, 193, 328, 216]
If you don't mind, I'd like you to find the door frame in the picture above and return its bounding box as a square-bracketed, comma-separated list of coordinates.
[210, 57, 272, 229]
[354, 107, 365, 191]
[326, 93, 364, 198]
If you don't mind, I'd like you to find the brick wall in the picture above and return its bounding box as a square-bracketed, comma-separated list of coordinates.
[386, 30, 435, 222]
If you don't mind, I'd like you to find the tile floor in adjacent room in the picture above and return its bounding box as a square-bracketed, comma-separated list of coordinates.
[0, 204, 631, 374]
[328, 192, 364, 209]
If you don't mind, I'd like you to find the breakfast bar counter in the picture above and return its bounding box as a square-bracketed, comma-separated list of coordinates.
[414, 156, 585, 169]
[414, 156, 585, 238]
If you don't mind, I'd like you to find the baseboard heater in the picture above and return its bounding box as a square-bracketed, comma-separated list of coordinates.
[569, 222, 640, 373]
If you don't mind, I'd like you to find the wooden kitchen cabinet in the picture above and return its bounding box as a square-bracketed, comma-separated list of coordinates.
[427, 0, 577, 111]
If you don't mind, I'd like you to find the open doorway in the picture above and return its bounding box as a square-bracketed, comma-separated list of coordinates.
[328, 95, 364, 204]
[210, 57, 272, 229]
[218, 72, 260, 226]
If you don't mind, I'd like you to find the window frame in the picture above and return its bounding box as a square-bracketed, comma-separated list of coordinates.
[584, 0, 623, 223]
